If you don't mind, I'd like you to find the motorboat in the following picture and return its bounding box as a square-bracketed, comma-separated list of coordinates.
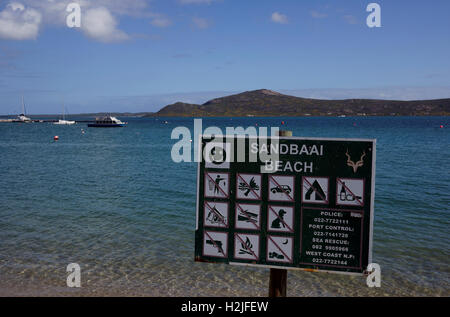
[88, 116, 126, 127]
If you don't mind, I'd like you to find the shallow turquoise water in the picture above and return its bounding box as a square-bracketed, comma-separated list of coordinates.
[0, 116, 449, 296]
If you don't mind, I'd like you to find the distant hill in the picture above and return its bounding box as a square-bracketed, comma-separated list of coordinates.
[65, 112, 152, 117]
[149, 89, 450, 117]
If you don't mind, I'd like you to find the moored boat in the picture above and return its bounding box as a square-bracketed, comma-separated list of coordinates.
[88, 116, 126, 127]
[54, 103, 75, 125]
[17, 96, 32, 123]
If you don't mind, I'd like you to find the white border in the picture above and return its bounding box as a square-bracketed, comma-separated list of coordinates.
[229, 262, 364, 276]
[210, 134, 377, 143]
[195, 133, 202, 231]
[368, 139, 376, 264]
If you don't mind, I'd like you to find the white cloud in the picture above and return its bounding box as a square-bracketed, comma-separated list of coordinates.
[282, 87, 450, 101]
[22, 0, 148, 19]
[310, 10, 327, 19]
[179, 0, 216, 4]
[271, 12, 288, 24]
[0, 1, 164, 43]
[0, 2, 42, 40]
[81, 7, 129, 43]
[343, 15, 358, 25]
[151, 16, 172, 28]
[192, 17, 209, 29]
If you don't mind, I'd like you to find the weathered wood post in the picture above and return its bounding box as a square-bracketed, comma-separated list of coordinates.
[268, 129, 292, 297]
[269, 267, 287, 297]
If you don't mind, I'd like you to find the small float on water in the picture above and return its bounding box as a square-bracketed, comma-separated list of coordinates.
[88, 116, 126, 128]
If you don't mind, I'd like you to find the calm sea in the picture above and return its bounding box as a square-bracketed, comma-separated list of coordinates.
[0, 116, 448, 296]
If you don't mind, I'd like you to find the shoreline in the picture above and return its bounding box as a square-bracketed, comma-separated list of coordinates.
[1, 262, 448, 297]
[2, 112, 449, 121]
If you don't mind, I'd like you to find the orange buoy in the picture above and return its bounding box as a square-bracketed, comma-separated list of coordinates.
[54, 136, 59, 141]
[281, 121, 285, 125]
[440, 125, 444, 128]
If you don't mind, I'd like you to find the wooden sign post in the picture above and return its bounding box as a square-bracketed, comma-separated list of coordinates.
[269, 267, 287, 297]
[195, 131, 376, 297]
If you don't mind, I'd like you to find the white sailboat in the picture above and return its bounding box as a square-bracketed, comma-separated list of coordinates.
[54, 103, 75, 125]
[17, 96, 32, 122]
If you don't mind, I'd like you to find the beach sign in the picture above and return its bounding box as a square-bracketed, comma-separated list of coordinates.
[195, 135, 376, 275]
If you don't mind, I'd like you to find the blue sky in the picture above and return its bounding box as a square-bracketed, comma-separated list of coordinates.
[0, 0, 449, 114]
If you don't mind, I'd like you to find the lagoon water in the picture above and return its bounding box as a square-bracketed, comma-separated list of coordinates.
[0, 116, 449, 296]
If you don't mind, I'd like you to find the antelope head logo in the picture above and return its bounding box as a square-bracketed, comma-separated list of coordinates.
[346, 150, 366, 173]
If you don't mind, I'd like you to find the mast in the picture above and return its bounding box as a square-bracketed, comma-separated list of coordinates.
[21, 95, 25, 115]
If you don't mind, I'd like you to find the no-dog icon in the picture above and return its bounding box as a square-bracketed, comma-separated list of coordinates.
[267, 205, 294, 233]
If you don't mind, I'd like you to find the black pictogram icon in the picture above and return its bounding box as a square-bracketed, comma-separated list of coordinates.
[336, 178, 364, 206]
[239, 237, 254, 255]
[271, 185, 292, 194]
[268, 175, 295, 202]
[239, 177, 260, 196]
[205, 172, 229, 198]
[302, 177, 329, 204]
[206, 239, 224, 255]
[210, 146, 227, 165]
[339, 182, 362, 201]
[269, 252, 284, 260]
[238, 209, 258, 223]
[271, 209, 287, 229]
[267, 236, 293, 263]
[235, 203, 260, 230]
[206, 204, 226, 225]
[305, 180, 326, 201]
[234, 234, 259, 260]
